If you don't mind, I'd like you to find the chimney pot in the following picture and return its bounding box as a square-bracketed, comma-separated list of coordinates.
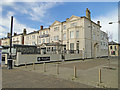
[7, 33, 11, 38]
[97, 21, 100, 25]
[66, 18, 69, 21]
[23, 28, 27, 35]
[14, 32, 17, 36]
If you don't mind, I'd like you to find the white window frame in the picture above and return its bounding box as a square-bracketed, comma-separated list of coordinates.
[76, 30, 79, 38]
[42, 39, 45, 43]
[63, 33, 66, 40]
[70, 31, 74, 39]
[63, 25, 66, 30]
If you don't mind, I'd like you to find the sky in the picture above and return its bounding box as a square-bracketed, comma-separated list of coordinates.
[0, 1, 118, 42]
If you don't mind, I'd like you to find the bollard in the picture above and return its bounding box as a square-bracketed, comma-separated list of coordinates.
[74, 66, 77, 78]
[25, 62, 27, 68]
[43, 62, 46, 72]
[108, 58, 110, 69]
[99, 68, 102, 83]
[33, 62, 35, 70]
[56, 63, 59, 75]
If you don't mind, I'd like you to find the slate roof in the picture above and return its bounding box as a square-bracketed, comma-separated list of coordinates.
[109, 41, 120, 45]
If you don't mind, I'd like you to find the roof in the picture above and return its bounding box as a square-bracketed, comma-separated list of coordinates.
[1, 33, 23, 40]
[50, 15, 101, 27]
[13, 33, 23, 37]
[25, 31, 39, 36]
[1, 37, 10, 40]
[109, 41, 120, 45]
[81, 16, 101, 27]
[38, 28, 50, 32]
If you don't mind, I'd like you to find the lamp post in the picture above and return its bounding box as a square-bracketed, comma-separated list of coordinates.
[108, 21, 119, 68]
[7, 16, 13, 69]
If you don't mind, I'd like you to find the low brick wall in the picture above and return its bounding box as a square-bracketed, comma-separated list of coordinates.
[15, 52, 82, 66]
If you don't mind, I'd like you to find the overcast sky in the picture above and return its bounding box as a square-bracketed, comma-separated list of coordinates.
[0, 1, 118, 42]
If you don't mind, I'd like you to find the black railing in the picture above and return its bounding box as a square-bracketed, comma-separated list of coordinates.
[21, 48, 41, 54]
[20, 49, 82, 55]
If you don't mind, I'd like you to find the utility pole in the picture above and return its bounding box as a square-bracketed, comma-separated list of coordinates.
[7, 16, 13, 69]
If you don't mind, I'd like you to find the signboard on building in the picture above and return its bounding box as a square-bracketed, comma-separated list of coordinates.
[37, 57, 50, 61]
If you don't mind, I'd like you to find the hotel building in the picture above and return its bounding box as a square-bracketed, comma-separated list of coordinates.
[1, 8, 108, 58]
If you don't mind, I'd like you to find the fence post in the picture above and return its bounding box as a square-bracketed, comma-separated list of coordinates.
[74, 66, 77, 78]
[99, 68, 102, 83]
[43, 62, 46, 72]
[33, 62, 35, 70]
[56, 63, 59, 75]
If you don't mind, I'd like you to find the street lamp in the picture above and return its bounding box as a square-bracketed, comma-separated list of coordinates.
[109, 21, 120, 24]
[108, 21, 119, 69]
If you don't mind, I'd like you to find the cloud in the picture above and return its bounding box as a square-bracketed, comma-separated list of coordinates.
[5, 2, 59, 22]
[0, 1, 15, 6]
[93, 9, 118, 42]
[0, 2, 62, 38]
[0, 11, 36, 38]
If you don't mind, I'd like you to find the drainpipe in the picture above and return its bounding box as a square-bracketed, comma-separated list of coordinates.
[90, 20, 93, 58]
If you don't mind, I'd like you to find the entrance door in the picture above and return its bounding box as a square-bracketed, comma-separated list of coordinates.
[70, 43, 74, 53]
[41, 48, 46, 54]
[43, 48, 46, 54]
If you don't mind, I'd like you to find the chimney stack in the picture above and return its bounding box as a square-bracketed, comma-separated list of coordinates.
[97, 21, 100, 26]
[14, 32, 17, 36]
[40, 25, 43, 30]
[66, 18, 69, 21]
[23, 28, 27, 35]
[86, 8, 91, 20]
[7, 33, 11, 38]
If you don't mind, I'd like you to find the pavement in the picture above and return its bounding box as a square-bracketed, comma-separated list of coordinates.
[2, 57, 118, 88]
